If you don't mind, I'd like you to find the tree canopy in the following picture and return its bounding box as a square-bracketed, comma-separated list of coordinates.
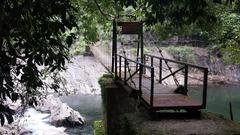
[0, 0, 77, 125]
[114, 0, 240, 64]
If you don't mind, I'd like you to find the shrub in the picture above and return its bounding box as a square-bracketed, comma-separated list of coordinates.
[164, 46, 196, 63]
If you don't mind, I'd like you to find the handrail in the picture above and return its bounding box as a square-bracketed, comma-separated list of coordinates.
[117, 54, 153, 69]
[116, 54, 155, 107]
[115, 53, 208, 109]
[145, 54, 208, 70]
[159, 66, 185, 82]
[144, 53, 208, 109]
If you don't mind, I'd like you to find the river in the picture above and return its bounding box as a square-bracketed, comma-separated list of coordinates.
[60, 94, 102, 135]
[189, 84, 240, 122]
[18, 94, 102, 135]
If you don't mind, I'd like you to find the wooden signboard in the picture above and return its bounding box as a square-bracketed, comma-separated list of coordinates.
[117, 22, 142, 34]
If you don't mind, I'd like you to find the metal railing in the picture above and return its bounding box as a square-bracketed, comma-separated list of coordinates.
[115, 54, 156, 106]
[144, 54, 208, 108]
[113, 53, 208, 109]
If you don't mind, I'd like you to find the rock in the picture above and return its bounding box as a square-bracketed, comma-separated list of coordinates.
[36, 96, 85, 127]
[61, 56, 106, 95]
[50, 103, 85, 127]
[19, 130, 33, 135]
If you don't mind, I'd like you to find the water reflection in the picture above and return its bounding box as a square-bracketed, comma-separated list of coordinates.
[189, 84, 240, 122]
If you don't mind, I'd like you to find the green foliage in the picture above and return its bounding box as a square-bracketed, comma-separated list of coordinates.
[129, 47, 151, 54]
[209, 8, 240, 64]
[221, 42, 240, 64]
[98, 74, 114, 87]
[210, 12, 240, 41]
[117, 0, 219, 26]
[114, 0, 240, 64]
[69, 36, 87, 55]
[164, 46, 196, 63]
[153, 21, 211, 40]
[71, 0, 114, 43]
[150, 1, 226, 40]
[93, 120, 104, 135]
[0, 0, 77, 125]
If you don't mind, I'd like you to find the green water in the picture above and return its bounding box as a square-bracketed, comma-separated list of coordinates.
[189, 84, 240, 122]
[60, 94, 102, 135]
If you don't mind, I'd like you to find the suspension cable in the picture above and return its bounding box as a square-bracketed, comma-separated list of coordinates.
[120, 40, 137, 88]
[149, 44, 180, 87]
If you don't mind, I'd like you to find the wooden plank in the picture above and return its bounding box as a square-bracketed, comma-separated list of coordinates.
[118, 70, 201, 108]
[142, 94, 201, 107]
[124, 74, 175, 94]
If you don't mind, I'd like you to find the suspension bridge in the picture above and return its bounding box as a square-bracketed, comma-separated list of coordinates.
[91, 21, 208, 112]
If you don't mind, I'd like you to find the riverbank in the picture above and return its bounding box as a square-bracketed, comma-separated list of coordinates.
[99, 74, 240, 135]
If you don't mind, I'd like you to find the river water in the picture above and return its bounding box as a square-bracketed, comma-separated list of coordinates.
[20, 95, 102, 135]
[189, 84, 240, 122]
[60, 94, 102, 135]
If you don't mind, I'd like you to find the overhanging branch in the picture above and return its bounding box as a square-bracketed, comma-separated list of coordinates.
[93, 0, 115, 21]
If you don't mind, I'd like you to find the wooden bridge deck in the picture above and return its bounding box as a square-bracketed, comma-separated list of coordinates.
[121, 74, 201, 109]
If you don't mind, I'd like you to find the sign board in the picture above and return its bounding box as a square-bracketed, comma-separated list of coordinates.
[117, 22, 142, 34]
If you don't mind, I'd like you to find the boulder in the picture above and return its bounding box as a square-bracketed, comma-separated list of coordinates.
[36, 96, 85, 127]
[50, 103, 85, 127]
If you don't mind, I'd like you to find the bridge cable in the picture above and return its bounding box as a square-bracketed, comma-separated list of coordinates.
[143, 42, 180, 86]
[142, 40, 188, 95]
[120, 41, 137, 88]
[155, 46, 180, 87]
[154, 45, 188, 95]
